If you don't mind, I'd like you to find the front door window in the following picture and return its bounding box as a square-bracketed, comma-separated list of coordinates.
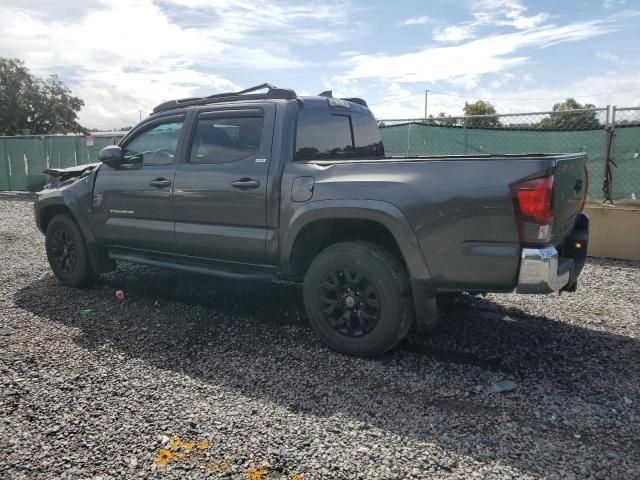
[123, 121, 184, 166]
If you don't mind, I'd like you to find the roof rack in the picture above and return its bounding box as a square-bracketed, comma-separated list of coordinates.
[318, 90, 368, 108]
[153, 83, 297, 114]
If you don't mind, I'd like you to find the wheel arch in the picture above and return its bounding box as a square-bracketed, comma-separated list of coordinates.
[36, 193, 115, 274]
[281, 200, 432, 282]
[37, 202, 74, 234]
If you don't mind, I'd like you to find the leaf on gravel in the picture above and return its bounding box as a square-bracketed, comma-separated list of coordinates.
[155, 449, 173, 468]
[206, 459, 231, 474]
[248, 467, 267, 479]
[154, 435, 210, 468]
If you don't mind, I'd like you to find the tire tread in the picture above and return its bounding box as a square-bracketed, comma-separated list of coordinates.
[45, 214, 96, 288]
[303, 240, 414, 357]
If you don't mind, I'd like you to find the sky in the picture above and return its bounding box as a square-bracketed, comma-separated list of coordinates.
[1, 0, 639, 129]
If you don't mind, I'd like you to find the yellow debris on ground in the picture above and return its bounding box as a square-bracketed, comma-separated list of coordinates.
[248, 467, 267, 479]
[155, 436, 303, 479]
[154, 435, 210, 468]
[155, 449, 173, 468]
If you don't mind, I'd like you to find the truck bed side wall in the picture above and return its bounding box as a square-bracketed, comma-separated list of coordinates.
[281, 157, 556, 292]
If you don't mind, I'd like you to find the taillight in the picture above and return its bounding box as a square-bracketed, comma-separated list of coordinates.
[511, 175, 554, 245]
[580, 166, 589, 212]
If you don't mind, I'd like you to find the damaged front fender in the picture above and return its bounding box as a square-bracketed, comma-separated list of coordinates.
[35, 164, 115, 274]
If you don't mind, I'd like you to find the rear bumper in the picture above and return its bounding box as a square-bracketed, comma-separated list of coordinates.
[516, 247, 570, 293]
[516, 213, 589, 294]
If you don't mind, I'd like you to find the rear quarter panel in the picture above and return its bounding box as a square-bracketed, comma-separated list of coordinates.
[281, 156, 555, 291]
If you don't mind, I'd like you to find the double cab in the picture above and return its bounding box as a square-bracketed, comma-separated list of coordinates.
[35, 84, 590, 357]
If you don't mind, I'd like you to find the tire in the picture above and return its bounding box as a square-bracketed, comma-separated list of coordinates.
[45, 214, 96, 288]
[303, 241, 414, 357]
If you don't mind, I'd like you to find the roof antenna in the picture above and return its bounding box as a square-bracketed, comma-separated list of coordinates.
[318, 90, 333, 98]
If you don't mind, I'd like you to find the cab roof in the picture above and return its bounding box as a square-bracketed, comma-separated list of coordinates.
[151, 83, 369, 116]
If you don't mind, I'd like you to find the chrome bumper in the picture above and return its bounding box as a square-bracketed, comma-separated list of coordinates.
[516, 247, 571, 294]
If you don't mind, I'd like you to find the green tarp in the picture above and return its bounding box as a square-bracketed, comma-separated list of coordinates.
[380, 123, 640, 201]
[0, 135, 121, 191]
[1, 127, 638, 200]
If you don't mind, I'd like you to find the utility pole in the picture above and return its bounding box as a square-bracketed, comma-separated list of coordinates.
[139, 110, 142, 122]
[424, 89, 430, 119]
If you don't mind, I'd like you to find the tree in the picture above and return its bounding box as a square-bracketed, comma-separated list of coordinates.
[463, 100, 500, 128]
[0, 58, 85, 135]
[436, 112, 457, 126]
[537, 98, 601, 130]
[423, 112, 457, 127]
[0, 58, 32, 135]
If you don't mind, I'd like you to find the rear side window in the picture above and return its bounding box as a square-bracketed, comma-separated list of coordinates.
[352, 112, 385, 157]
[295, 109, 353, 160]
[295, 106, 384, 160]
[190, 116, 263, 164]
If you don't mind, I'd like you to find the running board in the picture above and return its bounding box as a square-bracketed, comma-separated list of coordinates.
[109, 251, 274, 282]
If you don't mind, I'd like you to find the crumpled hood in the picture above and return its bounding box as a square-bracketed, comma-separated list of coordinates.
[43, 162, 101, 179]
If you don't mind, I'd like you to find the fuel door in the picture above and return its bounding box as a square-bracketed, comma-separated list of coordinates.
[291, 176, 315, 202]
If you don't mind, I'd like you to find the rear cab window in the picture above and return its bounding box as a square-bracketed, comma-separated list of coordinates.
[295, 101, 384, 161]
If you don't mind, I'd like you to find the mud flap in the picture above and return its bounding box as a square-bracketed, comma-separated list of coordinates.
[87, 243, 117, 274]
[411, 280, 439, 334]
[560, 213, 589, 292]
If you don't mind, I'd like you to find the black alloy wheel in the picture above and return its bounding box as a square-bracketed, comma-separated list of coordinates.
[319, 268, 380, 337]
[303, 241, 414, 357]
[45, 214, 96, 287]
[49, 228, 78, 274]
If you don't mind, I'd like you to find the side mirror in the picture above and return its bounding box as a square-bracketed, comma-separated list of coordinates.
[99, 145, 123, 167]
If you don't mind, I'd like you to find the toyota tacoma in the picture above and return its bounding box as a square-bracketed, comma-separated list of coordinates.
[34, 84, 590, 357]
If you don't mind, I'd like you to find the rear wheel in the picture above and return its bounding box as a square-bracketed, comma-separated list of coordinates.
[303, 241, 413, 357]
[45, 214, 95, 287]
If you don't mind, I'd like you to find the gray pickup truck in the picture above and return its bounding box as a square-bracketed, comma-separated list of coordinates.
[34, 84, 589, 357]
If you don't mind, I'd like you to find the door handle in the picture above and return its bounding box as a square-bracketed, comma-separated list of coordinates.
[231, 178, 260, 189]
[149, 178, 172, 188]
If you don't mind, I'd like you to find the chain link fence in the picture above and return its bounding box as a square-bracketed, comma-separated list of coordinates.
[610, 107, 640, 201]
[379, 106, 640, 202]
[0, 108, 638, 200]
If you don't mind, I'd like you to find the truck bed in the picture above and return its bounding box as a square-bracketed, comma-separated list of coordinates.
[283, 152, 587, 292]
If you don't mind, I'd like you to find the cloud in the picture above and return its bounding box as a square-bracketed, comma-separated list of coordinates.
[1, 0, 635, 130]
[507, 12, 550, 30]
[0, 0, 101, 21]
[596, 51, 620, 62]
[339, 50, 361, 57]
[603, 0, 627, 8]
[433, 24, 478, 42]
[0, 0, 353, 129]
[338, 21, 614, 84]
[472, 0, 547, 28]
[432, 0, 551, 44]
[369, 72, 640, 120]
[160, 0, 352, 43]
[400, 16, 435, 26]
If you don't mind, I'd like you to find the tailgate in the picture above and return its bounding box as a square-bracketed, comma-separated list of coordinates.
[552, 154, 588, 244]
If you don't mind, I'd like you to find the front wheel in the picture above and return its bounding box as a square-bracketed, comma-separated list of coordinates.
[45, 214, 96, 288]
[303, 241, 414, 357]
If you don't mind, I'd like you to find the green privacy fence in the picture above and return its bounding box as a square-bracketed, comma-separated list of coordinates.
[610, 125, 640, 200]
[380, 107, 640, 201]
[1, 109, 639, 201]
[0, 135, 122, 191]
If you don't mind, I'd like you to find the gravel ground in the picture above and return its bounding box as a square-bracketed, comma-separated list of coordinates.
[1, 196, 639, 480]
